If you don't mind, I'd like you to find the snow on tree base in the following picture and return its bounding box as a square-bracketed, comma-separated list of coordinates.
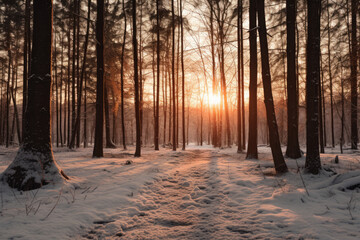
[0, 147, 68, 191]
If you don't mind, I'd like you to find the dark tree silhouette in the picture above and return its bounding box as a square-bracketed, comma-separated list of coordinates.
[71, 0, 77, 148]
[93, 0, 105, 158]
[237, 0, 243, 153]
[305, 0, 321, 174]
[350, 0, 357, 149]
[104, 82, 116, 148]
[246, 0, 258, 159]
[208, 0, 218, 148]
[1, 0, 68, 191]
[120, 0, 127, 150]
[22, 0, 30, 139]
[180, 0, 185, 151]
[326, 0, 335, 148]
[154, 0, 160, 151]
[285, 0, 301, 159]
[240, 0, 245, 150]
[171, 0, 176, 151]
[133, 0, 141, 157]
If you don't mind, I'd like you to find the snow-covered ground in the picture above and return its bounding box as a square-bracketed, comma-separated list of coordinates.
[0, 145, 360, 239]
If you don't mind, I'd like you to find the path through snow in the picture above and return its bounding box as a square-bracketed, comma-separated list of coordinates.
[81, 150, 304, 239]
[1, 146, 359, 240]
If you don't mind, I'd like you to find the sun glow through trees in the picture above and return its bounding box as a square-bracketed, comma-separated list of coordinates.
[208, 93, 221, 106]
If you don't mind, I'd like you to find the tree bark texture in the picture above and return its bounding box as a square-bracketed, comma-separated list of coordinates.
[133, 0, 141, 157]
[305, 0, 322, 174]
[1, 0, 68, 191]
[246, 0, 258, 159]
[350, 0, 358, 149]
[285, 0, 302, 159]
[93, 0, 105, 158]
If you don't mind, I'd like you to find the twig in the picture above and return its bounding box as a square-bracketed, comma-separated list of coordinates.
[295, 159, 310, 197]
[248, 26, 260, 32]
[25, 188, 41, 215]
[33, 200, 42, 215]
[81, 186, 91, 194]
[25, 203, 31, 215]
[42, 187, 63, 220]
[29, 189, 40, 206]
[89, 186, 98, 193]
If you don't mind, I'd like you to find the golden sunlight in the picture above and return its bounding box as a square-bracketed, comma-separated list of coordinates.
[208, 93, 221, 106]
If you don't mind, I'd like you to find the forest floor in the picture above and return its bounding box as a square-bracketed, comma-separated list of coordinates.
[0, 145, 360, 240]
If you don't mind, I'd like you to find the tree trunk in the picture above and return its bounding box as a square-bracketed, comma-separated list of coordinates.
[139, 0, 144, 146]
[6, 45, 11, 148]
[176, 5, 180, 149]
[76, 0, 81, 148]
[1, 0, 68, 191]
[180, 0, 185, 150]
[246, 0, 258, 159]
[104, 82, 116, 148]
[209, 1, 218, 147]
[63, 43, 67, 146]
[327, 0, 335, 148]
[240, 0, 245, 150]
[5, 11, 11, 147]
[152, 33, 156, 146]
[112, 89, 116, 144]
[305, 0, 321, 174]
[321, 60, 326, 147]
[154, 0, 160, 150]
[171, 0, 176, 151]
[350, 0, 358, 149]
[168, 58, 172, 145]
[285, 0, 301, 159]
[341, 65, 345, 154]
[93, 0, 105, 158]
[218, 23, 231, 148]
[237, 0, 242, 153]
[0, 67, 3, 145]
[120, 0, 127, 150]
[319, 57, 325, 153]
[133, 0, 141, 157]
[10, 65, 21, 145]
[71, 0, 77, 148]
[84, 72, 87, 148]
[257, 0, 288, 174]
[54, 30, 59, 147]
[23, 0, 30, 140]
[200, 100, 203, 146]
[67, 19, 71, 146]
[59, 34, 64, 146]
[163, 59, 167, 146]
[187, 100, 190, 145]
[218, 67, 223, 148]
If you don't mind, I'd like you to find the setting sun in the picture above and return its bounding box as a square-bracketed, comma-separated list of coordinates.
[208, 93, 221, 106]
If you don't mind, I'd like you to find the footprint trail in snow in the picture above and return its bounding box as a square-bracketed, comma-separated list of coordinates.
[81, 150, 301, 240]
